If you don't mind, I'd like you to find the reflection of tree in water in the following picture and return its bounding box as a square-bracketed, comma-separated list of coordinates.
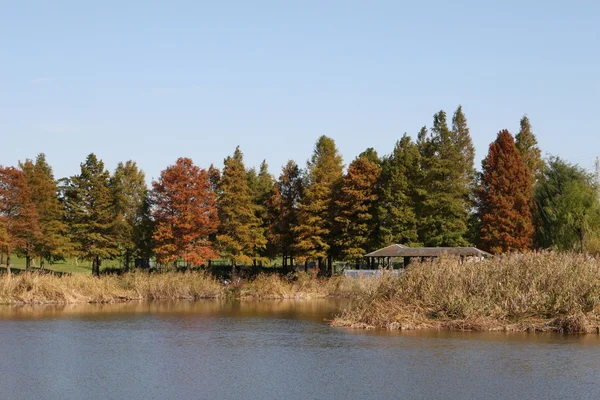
[0, 299, 346, 322]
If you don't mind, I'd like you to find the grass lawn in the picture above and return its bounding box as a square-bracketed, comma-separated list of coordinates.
[3, 257, 122, 274]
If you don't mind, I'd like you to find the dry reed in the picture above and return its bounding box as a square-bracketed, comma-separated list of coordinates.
[0, 270, 378, 304]
[332, 252, 600, 333]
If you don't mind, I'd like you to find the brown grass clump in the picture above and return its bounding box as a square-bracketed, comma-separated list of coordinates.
[239, 272, 381, 299]
[0, 271, 225, 304]
[332, 252, 600, 333]
[0, 270, 379, 305]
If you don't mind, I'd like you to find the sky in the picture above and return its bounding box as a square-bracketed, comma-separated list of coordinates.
[1, 1, 598, 183]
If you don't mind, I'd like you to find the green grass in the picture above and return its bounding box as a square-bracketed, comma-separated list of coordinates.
[3, 257, 122, 274]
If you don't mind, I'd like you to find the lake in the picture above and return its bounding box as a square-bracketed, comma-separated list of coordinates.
[1, 300, 599, 399]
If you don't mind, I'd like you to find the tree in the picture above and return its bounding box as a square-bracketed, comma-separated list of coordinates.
[20, 154, 70, 268]
[535, 157, 600, 252]
[335, 153, 380, 264]
[110, 161, 148, 271]
[478, 130, 534, 253]
[152, 157, 219, 267]
[0, 166, 40, 277]
[217, 147, 266, 272]
[247, 160, 275, 263]
[266, 160, 304, 270]
[376, 136, 420, 247]
[515, 115, 543, 183]
[417, 107, 475, 246]
[294, 136, 343, 274]
[62, 154, 119, 276]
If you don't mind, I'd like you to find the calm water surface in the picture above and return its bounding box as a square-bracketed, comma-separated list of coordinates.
[1, 300, 600, 400]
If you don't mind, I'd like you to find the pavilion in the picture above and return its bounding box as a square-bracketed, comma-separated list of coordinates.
[362, 244, 491, 269]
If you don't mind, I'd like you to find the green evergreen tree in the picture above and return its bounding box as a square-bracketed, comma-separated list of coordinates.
[62, 154, 119, 276]
[294, 136, 343, 274]
[217, 147, 267, 273]
[376, 135, 420, 247]
[110, 161, 148, 271]
[418, 107, 475, 246]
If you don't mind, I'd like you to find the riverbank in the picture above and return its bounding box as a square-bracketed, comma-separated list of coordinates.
[332, 252, 600, 333]
[0, 270, 377, 304]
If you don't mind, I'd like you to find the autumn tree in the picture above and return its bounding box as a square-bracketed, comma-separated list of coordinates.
[217, 147, 266, 272]
[110, 161, 148, 271]
[535, 157, 600, 252]
[20, 154, 70, 268]
[515, 115, 543, 183]
[376, 136, 420, 247]
[478, 130, 534, 253]
[335, 152, 380, 264]
[266, 160, 304, 270]
[0, 166, 40, 277]
[294, 136, 343, 274]
[62, 154, 119, 276]
[247, 160, 275, 262]
[152, 157, 219, 267]
[417, 107, 475, 246]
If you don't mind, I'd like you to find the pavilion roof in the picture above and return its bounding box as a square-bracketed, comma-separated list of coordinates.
[364, 246, 491, 258]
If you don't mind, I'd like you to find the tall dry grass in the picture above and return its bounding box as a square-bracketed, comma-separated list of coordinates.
[0, 271, 225, 304]
[0, 270, 379, 304]
[332, 252, 600, 333]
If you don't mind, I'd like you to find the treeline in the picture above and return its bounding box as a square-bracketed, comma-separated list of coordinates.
[1, 106, 599, 276]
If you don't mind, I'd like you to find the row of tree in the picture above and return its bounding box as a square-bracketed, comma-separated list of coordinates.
[1, 106, 599, 276]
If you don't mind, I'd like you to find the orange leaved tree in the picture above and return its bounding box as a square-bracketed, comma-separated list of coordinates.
[152, 158, 219, 267]
[478, 130, 534, 253]
[0, 166, 40, 277]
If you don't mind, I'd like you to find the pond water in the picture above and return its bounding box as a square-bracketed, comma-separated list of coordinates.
[1, 300, 600, 399]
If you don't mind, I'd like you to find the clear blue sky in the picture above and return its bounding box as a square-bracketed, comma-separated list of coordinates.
[1, 1, 598, 183]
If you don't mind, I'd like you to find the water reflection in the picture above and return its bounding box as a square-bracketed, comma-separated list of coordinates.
[1, 300, 600, 399]
[0, 299, 346, 322]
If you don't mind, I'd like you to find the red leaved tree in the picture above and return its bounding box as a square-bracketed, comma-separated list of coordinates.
[478, 130, 534, 254]
[0, 166, 40, 277]
[152, 158, 219, 267]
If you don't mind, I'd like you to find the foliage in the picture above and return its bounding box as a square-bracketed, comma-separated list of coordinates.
[293, 136, 343, 272]
[335, 153, 380, 261]
[478, 130, 534, 253]
[535, 157, 600, 252]
[515, 115, 543, 183]
[266, 160, 304, 266]
[61, 154, 120, 276]
[248, 160, 275, 261]
[152, 157, 219, 266]
[19, 154, 70, 267]
[217, 147, 267, 267]
[376, 135, 420, 247]
[110, 160, 149, 270]
[0, 166, 39, 274]
[417, 107, 475, 246]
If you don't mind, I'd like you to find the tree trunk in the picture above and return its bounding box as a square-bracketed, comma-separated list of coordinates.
[327, 256, 333, 277]
[125, 252, 131, 272]
[231, 260, 237, 280]
[304, 260, 308, 273]
[25, 254, 31, 270]
[40, 257, 45, 270]
[6, 255, 11, 279]
[92, 256, 101, 277]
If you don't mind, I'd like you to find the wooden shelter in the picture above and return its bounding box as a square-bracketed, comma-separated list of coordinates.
[362, 245, 491, 269]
